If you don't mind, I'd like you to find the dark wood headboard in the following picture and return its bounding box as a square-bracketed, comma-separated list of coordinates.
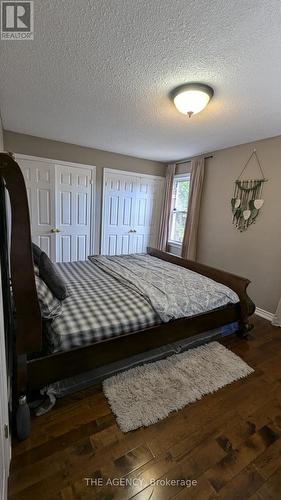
[0, 153, 42, 355]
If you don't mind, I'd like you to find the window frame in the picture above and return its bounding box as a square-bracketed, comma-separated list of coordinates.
[168, 173, 191, 246]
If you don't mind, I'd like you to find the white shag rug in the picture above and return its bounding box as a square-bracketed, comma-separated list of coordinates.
[103, 341, 254, 432]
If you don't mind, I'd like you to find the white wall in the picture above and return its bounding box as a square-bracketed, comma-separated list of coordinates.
[0, 113, 10, 500]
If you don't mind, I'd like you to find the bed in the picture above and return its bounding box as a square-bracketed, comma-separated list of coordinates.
[42, 259, 162, 353]
[0, 153, 255, 438]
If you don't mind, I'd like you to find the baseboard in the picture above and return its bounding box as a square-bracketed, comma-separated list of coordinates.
[255, 307, 274, 322]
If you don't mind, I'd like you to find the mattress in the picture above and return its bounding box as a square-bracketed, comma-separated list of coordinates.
[45, 260, 161, 353]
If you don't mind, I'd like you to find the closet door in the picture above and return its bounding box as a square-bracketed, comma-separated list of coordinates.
[55, 164, 93, 262]
[18, 158, 56, 260]
[134, 177, 163, 252]
[102, 169, 163, 255]
[17, 156, 95, 263]
[102, 171, 137, 255]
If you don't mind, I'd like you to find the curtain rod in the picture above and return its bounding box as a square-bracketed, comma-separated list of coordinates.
[175, 154, 213, 165]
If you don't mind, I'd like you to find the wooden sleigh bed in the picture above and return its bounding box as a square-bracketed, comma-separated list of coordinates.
[0, 152, 255, 439]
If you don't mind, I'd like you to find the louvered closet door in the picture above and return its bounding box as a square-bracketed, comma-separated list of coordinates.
[18, 158, 56, 260]
[102, 170, 163, 255]
[55, 164, 92, 262]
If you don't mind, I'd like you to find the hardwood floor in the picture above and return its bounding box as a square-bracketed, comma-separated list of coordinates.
[8, 316, 281, 499]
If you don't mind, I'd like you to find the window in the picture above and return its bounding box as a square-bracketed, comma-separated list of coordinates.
[169, 174, 190, 244]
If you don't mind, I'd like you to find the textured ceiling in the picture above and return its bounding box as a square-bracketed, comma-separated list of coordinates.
[1, 0, 281, 161]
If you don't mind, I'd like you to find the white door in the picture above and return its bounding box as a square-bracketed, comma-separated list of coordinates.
[102, 169, 163, 255]
[55, 164, 93, 262]
[134, 177, 163, 252]
[102, 171, 137, 255]
[19, 158, 56, 260]
[0, 266, 10, 500]
[17, 156, 95, 263]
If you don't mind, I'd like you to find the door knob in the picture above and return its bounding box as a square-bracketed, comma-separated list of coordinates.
[128, 229, 133, 233]
[51, 228, 61, 233]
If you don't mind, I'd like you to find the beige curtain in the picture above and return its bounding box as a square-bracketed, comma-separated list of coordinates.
[181, 156, 205, 261]
[157, 163, 176, 251]
[272, 298, 281, 327]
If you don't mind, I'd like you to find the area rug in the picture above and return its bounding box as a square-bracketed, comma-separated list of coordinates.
[103, 341, 254, 432]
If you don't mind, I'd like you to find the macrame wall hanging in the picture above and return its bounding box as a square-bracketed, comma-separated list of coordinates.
[231, 149, 267, 232]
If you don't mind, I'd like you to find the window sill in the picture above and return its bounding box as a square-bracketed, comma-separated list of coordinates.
[168, 241, 182, 248]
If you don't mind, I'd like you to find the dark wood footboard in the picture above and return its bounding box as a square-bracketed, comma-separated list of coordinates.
[27, 302, 240, 390]
[0, 153, 42, 356]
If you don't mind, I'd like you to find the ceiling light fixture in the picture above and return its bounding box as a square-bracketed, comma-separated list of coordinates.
[171, 83, 214, 118]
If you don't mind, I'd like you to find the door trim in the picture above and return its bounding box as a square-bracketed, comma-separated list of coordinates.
[15, 154, 96, 170]
[104, 168, 163, 181]
[15, 154, 96, 256]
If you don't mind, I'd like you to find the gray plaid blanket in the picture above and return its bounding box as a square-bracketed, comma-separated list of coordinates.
[89, 254, 239, 322]
[45, 260, 161, 353]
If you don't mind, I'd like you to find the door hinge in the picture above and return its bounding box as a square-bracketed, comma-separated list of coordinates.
[4, 424, 9, 439]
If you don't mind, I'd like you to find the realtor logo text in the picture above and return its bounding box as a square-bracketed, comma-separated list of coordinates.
[1, 1, 34, 40]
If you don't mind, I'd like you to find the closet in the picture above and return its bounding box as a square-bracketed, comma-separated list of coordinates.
[102, 169, 163, 255]
[16, 155, 95, 262]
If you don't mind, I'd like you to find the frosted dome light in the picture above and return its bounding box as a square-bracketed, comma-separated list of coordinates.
[172, 83, 214, 117]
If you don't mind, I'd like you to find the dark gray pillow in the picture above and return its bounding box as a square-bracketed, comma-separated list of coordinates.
[39, 252, 68, 301]
[32, 242, 43, 265]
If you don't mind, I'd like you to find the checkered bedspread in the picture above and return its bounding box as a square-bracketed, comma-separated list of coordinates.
[45, 260, 161, 353]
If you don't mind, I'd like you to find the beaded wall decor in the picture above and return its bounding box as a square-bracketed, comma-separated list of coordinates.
[231, 149, 267, 232]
